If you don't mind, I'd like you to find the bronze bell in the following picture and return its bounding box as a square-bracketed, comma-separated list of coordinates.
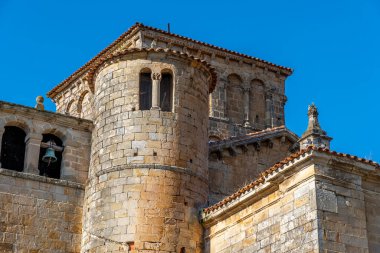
[42, 140, 57, 164]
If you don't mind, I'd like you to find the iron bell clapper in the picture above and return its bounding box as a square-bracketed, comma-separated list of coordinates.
[42, 140, 58, 165]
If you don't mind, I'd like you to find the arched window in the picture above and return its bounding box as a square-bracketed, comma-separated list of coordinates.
[139, 70, 152, 110]
[38, 134, 63, 179]
[160, 72, 173, 112]
[0, 126, 26, 171]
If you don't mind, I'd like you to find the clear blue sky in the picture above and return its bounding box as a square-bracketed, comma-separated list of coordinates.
[0, 0, 379, 161]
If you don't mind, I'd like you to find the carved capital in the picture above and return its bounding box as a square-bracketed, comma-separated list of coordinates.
[265, 93, 273, 100]
[151, 73, 162, 81]
[243, 87, 251, 93]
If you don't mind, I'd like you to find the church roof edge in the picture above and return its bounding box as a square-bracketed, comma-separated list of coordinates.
[203, 146, 379, 216]
[47, 22, 293, 99]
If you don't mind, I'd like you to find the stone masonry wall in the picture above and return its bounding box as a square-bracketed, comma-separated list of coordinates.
[82, 167, 207, 252]
[314, 162, 370, 252]
[83, 51, 211, 252]
[363, 179, 380, 252]
[89, 53, 209, 178]
[204, 164, 319, 253]
[54, 79, 94, 121]
[208, 137, 293, 204]
[0, 102, 92, 184]
[142, 30, 289, 135]
[0, 169, 84, 253]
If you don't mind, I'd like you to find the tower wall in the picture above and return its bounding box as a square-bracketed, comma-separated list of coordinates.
[82, 50, 212, 252]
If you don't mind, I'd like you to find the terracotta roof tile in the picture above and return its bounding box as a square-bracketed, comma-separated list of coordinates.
[203, 146, 380, 214]
[47, 22, 293, 99]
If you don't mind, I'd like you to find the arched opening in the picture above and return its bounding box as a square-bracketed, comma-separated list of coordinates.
[77, 90, 92, 119]
[0, 126, 26, 171]
[160, 72, 173, 112]
[139, 69, 152, 110]
[250, 79, 266, 128]
[226, 74, 244, 123]
[65, 100, 76, 116]
[38, 134, 63, 179]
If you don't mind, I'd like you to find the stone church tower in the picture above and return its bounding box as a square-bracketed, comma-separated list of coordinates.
[1, 23, 379, 253]
[81, 48, 216, 252]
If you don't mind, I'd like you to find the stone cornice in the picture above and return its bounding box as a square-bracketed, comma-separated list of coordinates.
[0, 168, 85, 190]
[85, 47, 217, 93]
[209, 126, 299, 152]
[0, 101, 93, 132]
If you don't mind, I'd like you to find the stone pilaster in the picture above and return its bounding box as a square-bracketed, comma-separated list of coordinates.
[243, 87, 250, 127]
[151, 72, 161, 110]
[209, 93, 214, 117]
[265, 93, 273, 128]
[0, 126, 4, 168]
[23, 133, 42, 175]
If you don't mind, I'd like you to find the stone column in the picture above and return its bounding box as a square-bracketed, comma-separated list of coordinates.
[151, 72, 161, 110]
[209, 93, 214, 117]
[243, 87, 251, 127]
[222, 79, 228, 119]
[265, 93, 273, 128]
[24, 132, 42, 175]
[0, 126, 4, 168]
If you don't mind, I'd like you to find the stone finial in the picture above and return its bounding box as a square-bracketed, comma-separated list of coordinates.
[299, 103, 332, 150]
[35, 96, 45, 111]
[305, 103, 323, 134]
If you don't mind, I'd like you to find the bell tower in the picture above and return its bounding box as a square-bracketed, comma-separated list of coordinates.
[81, 48, 216, 252]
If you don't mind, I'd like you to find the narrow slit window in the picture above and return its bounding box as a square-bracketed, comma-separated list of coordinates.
[160, 73, 173, 112]
[139, 72, 152, 110]
[0, 126, 26, 171]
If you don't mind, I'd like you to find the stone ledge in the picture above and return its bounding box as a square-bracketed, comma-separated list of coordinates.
[0, 100, 93, 132]
[93, 164, 208, 183]
[0, 168, 85, 189]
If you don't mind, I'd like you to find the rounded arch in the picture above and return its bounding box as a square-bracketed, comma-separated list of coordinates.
[41, 128, 67, 145]
[250, 78, 266, 128]
[227, 73, 243, 86]
[251, 78, 265, 89]
[226, 73, 244, 123]
[3, 119, 31, 136]
[140, 67, 152, 74]
[65, 100, 75, 115]
[77, 90, 93, 119]
[77, 90, 90, 113]
[161, 68, 174, 75]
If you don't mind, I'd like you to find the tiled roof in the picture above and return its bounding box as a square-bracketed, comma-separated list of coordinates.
[137, 23, 293, 73]
[209, 126, 298, 150]
[85, 47, 217, 93]
[203, 146, 379, 214]
[47, 22, 293, 99]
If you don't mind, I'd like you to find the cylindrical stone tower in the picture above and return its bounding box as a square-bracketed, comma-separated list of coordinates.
[82, 48, 216, 252]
